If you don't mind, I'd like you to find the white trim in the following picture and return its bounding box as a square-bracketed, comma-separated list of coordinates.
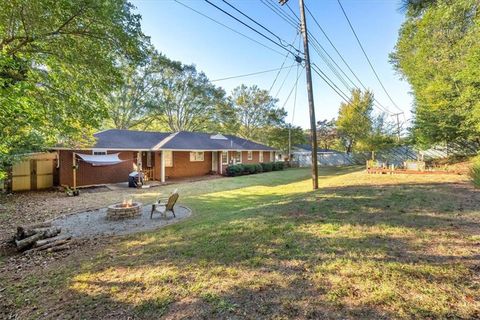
[234, 151, 242, 164]
[189, 151, 205, 162]
[152, 132, 179, 150]
[247, 151, 253, 160]
[221, 151, 229, 165]
[259, 151, 264, 163]
[92, 148, 108, 155]
[161, 151, 165, 183]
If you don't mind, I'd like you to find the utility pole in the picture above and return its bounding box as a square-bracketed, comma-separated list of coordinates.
[391, 112, 403, 142]
[279, 0, 319, 189]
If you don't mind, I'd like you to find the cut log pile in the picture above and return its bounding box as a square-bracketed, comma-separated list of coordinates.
[13, 221, 71, 253]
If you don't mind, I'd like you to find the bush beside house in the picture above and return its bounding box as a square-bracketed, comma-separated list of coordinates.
[226, 162, 283, 177]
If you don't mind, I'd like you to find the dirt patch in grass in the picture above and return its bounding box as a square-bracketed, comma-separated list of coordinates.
[1, 168, 479, 319]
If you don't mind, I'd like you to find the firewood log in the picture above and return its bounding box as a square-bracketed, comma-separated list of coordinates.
[15, 227, 61, 251]
[34, 239, 70, 251]
[16, 222, 53, 240]
[34, 235, 71, 248]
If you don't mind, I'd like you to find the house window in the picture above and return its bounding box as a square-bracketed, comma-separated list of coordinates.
[92, 149, 107, 155]
[221, 151, 228, 165]
[164, 151, 173, 167]
[259, 151, 264, 163]
[270, 151, 274, 162]
[247, 151, 253, 160]
[190, 151, 204, 162]
[146, 151, 152, 168]
[234, 151, 242, 163]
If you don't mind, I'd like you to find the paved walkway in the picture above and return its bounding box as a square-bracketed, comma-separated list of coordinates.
[51, 204, 191, 238]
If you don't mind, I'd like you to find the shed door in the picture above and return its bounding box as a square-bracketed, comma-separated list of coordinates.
[12, 160, 31, 191]
[12, 158, 54, 191]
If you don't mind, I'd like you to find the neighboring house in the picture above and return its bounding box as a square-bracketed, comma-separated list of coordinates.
[53, 130, 277, 187]
[292, 144, 353, 167]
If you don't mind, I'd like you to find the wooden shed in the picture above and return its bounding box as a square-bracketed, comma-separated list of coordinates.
[5, 152, 57, 192]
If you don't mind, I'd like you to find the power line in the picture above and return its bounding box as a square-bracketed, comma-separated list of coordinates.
[203, 0, 299, 57]
[337, 0, 403, 112]
[211, 64, 296, 82]
[269, 33, 300, 93]
[304, 4, 392, 114]
[260, 0, 298, 28]
[174, 0, 286, 57]
[220, 0, 300, 54]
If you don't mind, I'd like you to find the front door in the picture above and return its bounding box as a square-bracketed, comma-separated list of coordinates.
[212, 151, 218, 172]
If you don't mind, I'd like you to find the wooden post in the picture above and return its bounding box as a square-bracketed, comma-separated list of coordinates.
[161, 151, 165, 183]
[72, 152, 77, 191]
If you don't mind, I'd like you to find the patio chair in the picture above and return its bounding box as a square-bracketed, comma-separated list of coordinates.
[150, 189, 179, 219]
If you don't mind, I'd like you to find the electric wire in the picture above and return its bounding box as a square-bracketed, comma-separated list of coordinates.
[203, 0, 299, 57]
[337, 0, 403, 112]
[211, 64, 296, 82]
[260, 0, 298, 28]
[174, 0, 286, 57]
[221, 0, 300, 54]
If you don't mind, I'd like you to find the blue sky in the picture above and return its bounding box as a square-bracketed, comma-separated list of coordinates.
[132, 0, 412, 129]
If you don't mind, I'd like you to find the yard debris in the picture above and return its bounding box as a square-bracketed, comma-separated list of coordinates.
[12, 222, 71, 253]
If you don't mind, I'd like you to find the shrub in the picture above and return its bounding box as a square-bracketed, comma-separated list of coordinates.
[255, 164, 263, 173]
[261, 162, 273, 172]
[470, 156, 480, 188]
[226, 164, 244, 177]
[274, 162, 284, 171]
[243, 164, 257, 174]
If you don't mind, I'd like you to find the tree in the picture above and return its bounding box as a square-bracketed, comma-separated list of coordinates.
[105, 51, 181, 130]
[316, 119, 338, 150]
[0, 0, 147, 178]
[230, 84, 286, 141]
[391, 0, 480, 147]
[264, 124, 306, 154]
[147, 63, 229, 132]
[336, 89, 374, 153]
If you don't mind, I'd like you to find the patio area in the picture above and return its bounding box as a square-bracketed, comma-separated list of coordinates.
[51, 204, 191, 238]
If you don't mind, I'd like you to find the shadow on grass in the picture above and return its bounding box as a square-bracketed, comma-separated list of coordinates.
[4, 172, 480, 319]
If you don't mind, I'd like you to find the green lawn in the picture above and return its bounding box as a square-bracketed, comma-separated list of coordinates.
[1, 167, 479, 319]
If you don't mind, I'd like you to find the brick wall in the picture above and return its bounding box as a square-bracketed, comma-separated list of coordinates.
[165, 151, 213, 178]
[58, 150, 135, 187]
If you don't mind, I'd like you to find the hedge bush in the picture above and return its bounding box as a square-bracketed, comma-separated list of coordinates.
[261, 162, 273, 172]
[243, 164, 257, 174]
[225, 164, 244, 177]
[226, 162, 282, 177]
[274, 162, 284, 171]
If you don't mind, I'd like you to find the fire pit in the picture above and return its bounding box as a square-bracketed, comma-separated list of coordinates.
[106, 199, 142, 220]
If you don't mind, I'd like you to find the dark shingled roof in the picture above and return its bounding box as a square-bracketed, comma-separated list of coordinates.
[161, 131, 275, 151]
[91, 129, 275, 151]
[93, 130, 171, 150]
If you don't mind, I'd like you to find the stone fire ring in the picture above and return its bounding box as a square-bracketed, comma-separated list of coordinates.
[106, 202, 142, 220]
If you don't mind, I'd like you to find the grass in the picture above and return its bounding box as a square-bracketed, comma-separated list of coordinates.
[1, 167, 479, 319]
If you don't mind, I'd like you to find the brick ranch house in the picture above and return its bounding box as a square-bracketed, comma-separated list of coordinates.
[53, 129, 277, 187]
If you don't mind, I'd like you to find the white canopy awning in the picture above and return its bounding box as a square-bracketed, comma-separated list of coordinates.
[76, 153, 123, 166]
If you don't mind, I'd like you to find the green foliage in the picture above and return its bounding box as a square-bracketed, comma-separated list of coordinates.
[230, 85, 286, 141]
[255, 164, 263, 173]
[391, 0, 480, 146]
[469, 156, 480, 188]
[263, 125, 307, 153]
[261, 162, 273, 172]
[317, 119, 338, 150]
[105, 51, 181, 130]
[225, 164, 245, 177]
[336, 89, 374, 153]
[0, 0, 148, 176]
[146, 63, 230, 132]
[243, 164, 257, 174]
[274, 162, 284, 171]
